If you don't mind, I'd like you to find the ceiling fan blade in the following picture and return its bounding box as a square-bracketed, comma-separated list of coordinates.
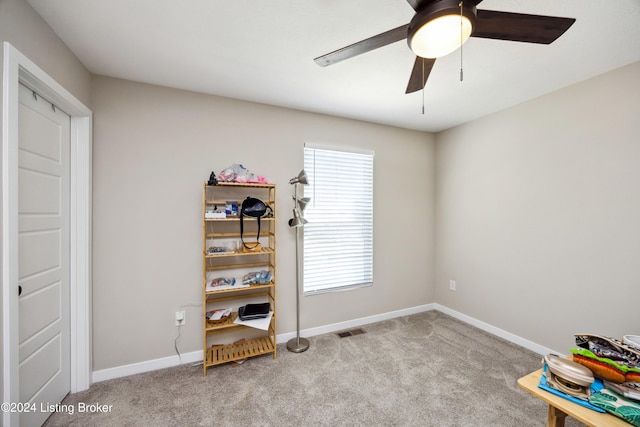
[405, 56, 436, 94]
[406, 0, 421, 11]
[472, 9, 576, 44]
[314, 24, 409, 67]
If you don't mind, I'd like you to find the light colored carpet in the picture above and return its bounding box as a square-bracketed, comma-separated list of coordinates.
[44, 311, 586, 426]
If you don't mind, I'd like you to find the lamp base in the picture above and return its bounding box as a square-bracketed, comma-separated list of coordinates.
[286, 337, 310, 353]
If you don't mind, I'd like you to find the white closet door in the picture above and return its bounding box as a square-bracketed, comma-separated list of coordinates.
[18, 83, 71, 427]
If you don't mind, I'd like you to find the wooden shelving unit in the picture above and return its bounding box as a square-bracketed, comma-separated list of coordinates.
[202, 182, 277, 375]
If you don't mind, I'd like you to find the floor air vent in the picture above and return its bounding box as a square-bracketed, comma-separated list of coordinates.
[336, 328, 366, 338]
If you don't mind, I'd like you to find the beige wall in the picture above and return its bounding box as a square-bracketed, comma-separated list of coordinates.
[0, 0, 91, 404]
[90, 76, 436, 370]
[435, 61, 640, 353]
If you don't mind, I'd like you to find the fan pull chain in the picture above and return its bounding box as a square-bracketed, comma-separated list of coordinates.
[421, 57, 425, 115]
[459, 1, 464, 82]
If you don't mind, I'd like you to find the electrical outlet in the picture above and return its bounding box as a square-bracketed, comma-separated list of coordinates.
[175, 310, 185, 326]
[449, 280, 456, 291]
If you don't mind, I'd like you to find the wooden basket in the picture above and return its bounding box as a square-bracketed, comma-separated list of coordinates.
[206, 310, 235, 326]
[207, 316, 228, 326]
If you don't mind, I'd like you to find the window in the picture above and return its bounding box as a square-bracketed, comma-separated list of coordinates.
[302, 144, 374, 294]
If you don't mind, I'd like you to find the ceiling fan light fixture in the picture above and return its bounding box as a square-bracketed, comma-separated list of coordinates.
[407, 0, 477, 59]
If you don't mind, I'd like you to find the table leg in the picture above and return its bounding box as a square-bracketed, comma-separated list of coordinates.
[547, 405, 568, 427]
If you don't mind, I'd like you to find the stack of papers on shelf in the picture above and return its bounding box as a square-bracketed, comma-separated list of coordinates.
[233, 311, 273, 331]
[205, 211, 226, 219]
[205, 283, 249, 292]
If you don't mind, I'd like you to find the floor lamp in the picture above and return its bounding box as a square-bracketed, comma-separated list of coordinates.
[286, 170, 311, 353]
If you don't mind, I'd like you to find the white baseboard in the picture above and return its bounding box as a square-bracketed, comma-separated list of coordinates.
[92, 302, 557, 384]
[434, 303, 562, 356]
[278, 303, 436, 342]
[92, 350, 203, 383]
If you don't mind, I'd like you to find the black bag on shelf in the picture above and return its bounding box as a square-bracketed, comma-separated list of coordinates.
[240, 197, 268, 250]
[238, 303, 270, 320]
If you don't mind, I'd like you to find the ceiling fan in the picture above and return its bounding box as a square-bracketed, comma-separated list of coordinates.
[314, 0, 576, 94]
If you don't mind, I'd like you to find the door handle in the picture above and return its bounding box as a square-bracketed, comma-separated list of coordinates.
[18, 285, 22, 296]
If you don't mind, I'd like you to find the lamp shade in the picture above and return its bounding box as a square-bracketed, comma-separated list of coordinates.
[289, 170, 309, 185]
[294, 196, 311, 212]
[407, 0, 477, 59]
[288, 208, 308, 228]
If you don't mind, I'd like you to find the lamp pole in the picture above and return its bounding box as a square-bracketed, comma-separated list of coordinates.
[287, 182, 310, 353]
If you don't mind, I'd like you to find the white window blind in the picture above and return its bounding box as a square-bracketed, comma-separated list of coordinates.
[303, 144, 374, 294]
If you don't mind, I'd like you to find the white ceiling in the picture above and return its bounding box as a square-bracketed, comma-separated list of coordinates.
[28, 0, 640, 132]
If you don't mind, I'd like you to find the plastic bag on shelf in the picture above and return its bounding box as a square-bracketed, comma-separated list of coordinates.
[218, 164, 269, 183]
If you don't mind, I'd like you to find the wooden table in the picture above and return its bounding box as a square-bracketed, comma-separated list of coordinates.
[518, 369, 630, 427]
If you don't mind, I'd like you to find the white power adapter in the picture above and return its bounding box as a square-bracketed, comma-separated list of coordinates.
[175, 310, 185, 326]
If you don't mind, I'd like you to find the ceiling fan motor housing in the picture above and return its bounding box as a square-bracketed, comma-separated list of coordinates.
[407, 0, 478, 58]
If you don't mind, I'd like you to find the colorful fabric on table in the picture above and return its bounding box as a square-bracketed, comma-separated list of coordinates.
[571, 347, 640, 383]
[589, 387, 640, 426]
